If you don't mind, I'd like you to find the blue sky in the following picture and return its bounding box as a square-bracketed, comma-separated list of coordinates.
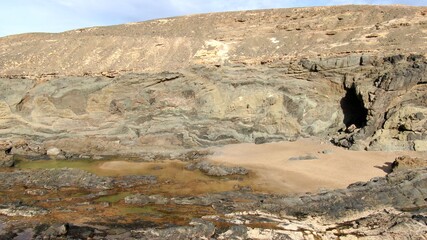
[0, 0, 425, 37]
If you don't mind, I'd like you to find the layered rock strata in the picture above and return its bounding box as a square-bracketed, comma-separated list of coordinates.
[0, 5, 426, 155]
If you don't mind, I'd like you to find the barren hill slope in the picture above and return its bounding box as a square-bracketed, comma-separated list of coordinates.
[0, 5, 426, 156]
[0, 5, 426, 75]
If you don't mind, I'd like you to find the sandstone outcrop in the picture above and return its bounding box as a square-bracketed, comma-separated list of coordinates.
[186, 161, 248, 176]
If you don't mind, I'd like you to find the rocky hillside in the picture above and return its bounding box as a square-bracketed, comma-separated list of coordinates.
[0, 5, 426, 156]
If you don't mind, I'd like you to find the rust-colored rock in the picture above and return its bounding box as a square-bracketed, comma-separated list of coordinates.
[392, 155, 427, 172]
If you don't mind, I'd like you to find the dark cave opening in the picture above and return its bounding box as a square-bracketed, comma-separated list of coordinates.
[340, 86, 368, 128]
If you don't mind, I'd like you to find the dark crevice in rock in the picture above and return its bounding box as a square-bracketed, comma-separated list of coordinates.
[340, 85, 368, 128]
[383, 54, 405, 65]
[15, 94, 30, 112]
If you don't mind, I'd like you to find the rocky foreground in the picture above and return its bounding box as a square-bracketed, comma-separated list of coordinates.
[0, 4, 427, 240]
[0, 162, 426, 239]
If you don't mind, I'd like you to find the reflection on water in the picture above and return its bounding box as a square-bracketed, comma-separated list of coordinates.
[15, 159, 261, 195]
[16, 159, 105, 174]
[119, 206, 162, 216]
[95, 192, 131, 203]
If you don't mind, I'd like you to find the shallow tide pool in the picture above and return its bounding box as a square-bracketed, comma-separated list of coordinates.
[15, 158, 261, 195]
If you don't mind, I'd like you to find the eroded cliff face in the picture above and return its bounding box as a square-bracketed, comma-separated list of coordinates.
[0, 5, 426, 156]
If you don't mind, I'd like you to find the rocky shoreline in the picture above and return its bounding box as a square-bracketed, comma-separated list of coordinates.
[1, 141, 425, 239]
[0, 4, 426, 239]
[0, 159, 426, 239]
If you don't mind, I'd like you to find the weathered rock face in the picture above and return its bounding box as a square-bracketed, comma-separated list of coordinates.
[0, 5, 426, 154]
[0, 56, 426, 154]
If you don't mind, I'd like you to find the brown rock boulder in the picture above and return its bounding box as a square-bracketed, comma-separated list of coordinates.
[392, 155, 427, 172]
[0, 152, 14, 167]
[0, 140, 14, 167]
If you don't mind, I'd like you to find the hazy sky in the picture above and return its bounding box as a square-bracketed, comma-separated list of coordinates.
[0, 0, 425, 37]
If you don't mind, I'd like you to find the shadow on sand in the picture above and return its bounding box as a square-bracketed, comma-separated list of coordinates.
[374, 162, 393, 174]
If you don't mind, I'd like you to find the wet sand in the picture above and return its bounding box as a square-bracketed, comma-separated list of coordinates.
[209, 138, 426, 194]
